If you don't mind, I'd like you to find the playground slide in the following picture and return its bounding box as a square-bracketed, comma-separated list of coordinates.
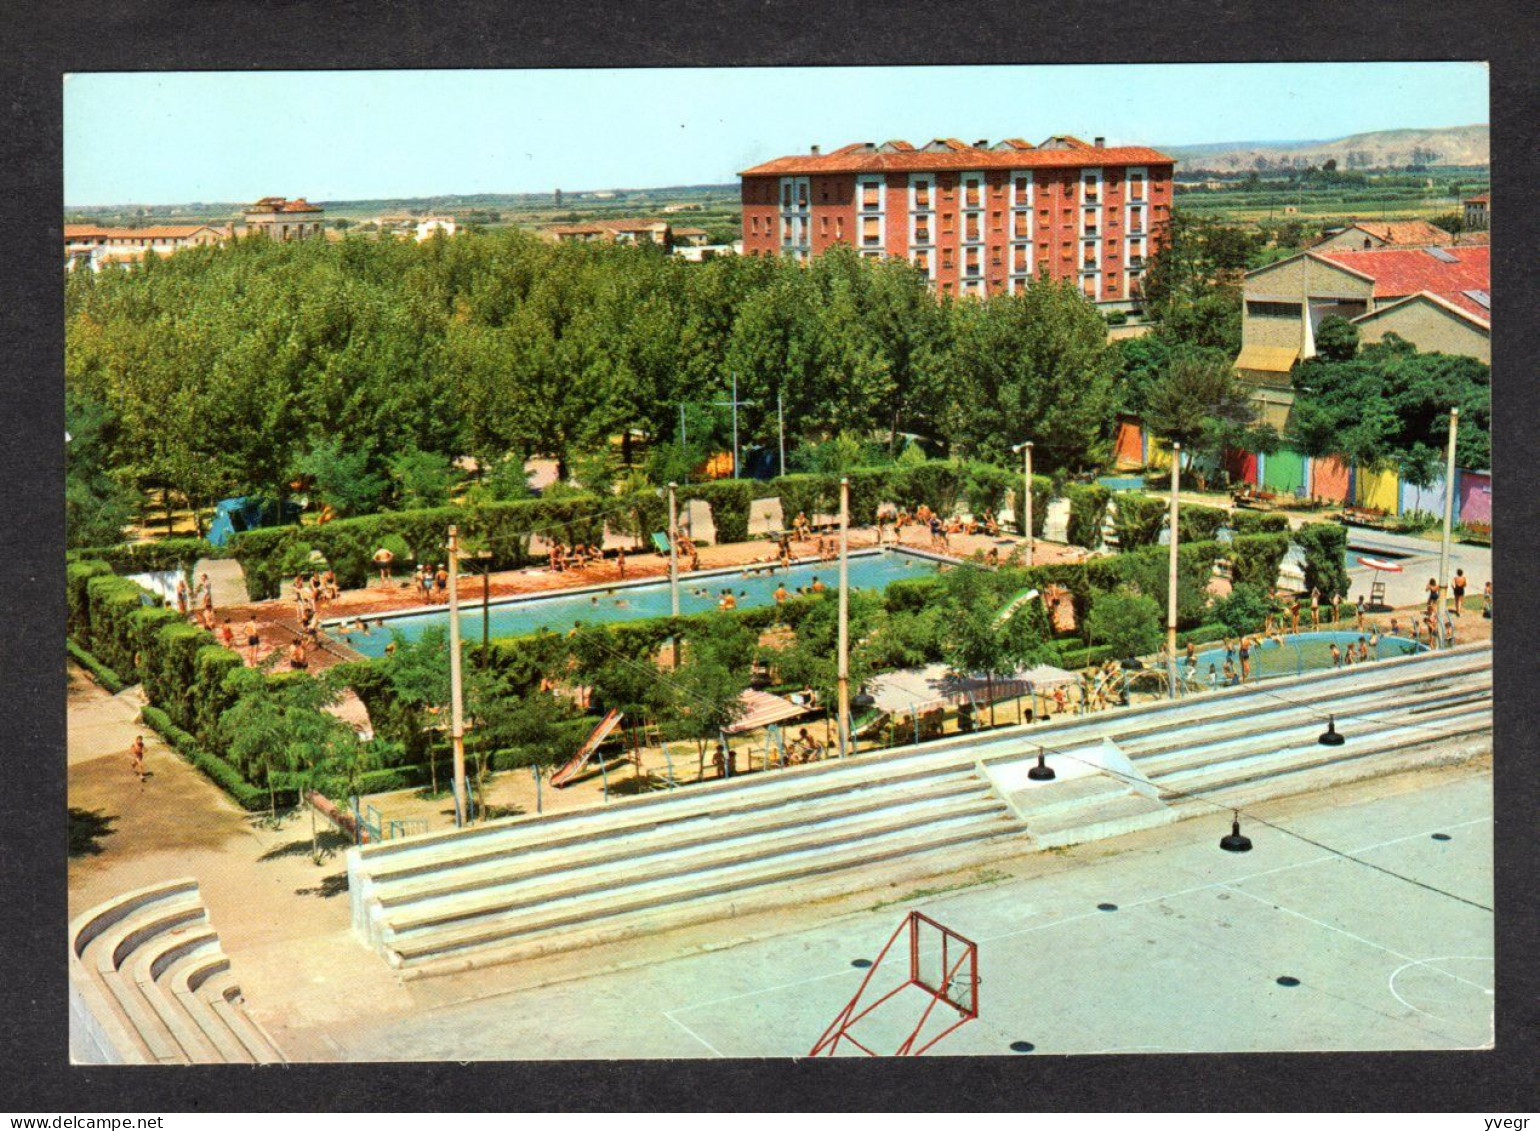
[550, 709, 625, 788]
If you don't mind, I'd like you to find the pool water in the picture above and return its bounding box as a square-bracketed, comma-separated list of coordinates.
[1097, 476, 1147, 492]
[334, 549, 946, 659]
[1186, 630, 1426, 685]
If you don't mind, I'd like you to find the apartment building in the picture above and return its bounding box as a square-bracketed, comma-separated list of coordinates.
[738, 135, 1175, 307]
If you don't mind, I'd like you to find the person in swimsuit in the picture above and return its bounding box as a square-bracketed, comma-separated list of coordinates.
[1238, 636, 1252, 682]
[129, 735, 146, 783]
[1451, 569, 1467, 617]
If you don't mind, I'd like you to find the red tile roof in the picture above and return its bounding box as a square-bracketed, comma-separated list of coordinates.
[1465, 193, 1489, 204]
[246, 196, 323, 214]
[739, 139, 1174, 176]
[65, 224, 223, 240]
[1320, 220, 1454, 247]
[1313, 245, 1490, 319]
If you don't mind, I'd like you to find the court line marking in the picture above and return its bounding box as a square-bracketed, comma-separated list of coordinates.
[662, 1009, 728, 1058]
[1387, 955, 1495, 1026]
[665, 816, 1491, 1020]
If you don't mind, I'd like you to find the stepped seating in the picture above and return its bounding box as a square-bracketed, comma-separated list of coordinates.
[69, 879, 284, 1065]
[347, 643, 1492, 975]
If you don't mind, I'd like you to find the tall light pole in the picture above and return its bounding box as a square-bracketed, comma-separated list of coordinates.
[1166, 443, 1181, 699]
[446, 525, 468, 825]
[837, 477, 850, 759]
[668, 482, 681, 669]
[777, 391, 786, 478]
[1013, 440, 1035, 563]
[731, 371, 740, 478]
[1438, 407, 1459, 614]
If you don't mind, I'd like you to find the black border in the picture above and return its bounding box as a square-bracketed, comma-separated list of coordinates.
[7, 0, 1537, 1112]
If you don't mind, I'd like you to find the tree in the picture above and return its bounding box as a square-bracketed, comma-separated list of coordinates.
[663, 619, 751, 778]
[296, 436, 386, 516]
[1313, 315, 1359, 362]
[218, 668, 369, 860]
[65, 389, 136, 548]
[936, 564, 1053, 727]
[390, 446, 454, 509]
[1142, 348, 1269, 470]
[1085, 592, 1162, 659]
[374, 627, 452, 794]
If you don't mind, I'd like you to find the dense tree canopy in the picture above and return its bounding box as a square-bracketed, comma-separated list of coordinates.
[1288, 336, 1490, 483]
[67, 232, 1135, 517]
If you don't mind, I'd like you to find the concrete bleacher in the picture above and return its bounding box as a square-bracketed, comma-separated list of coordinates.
[347, 643, 1491, 976]
[69, 878, 285, 1065]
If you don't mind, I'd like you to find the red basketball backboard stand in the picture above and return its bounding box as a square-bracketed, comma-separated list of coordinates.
[808, 910, 980, 1057]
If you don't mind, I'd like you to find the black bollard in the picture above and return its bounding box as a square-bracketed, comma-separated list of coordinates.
[1027, 749, 1056, 781]
[1318, 715, 1345, 747]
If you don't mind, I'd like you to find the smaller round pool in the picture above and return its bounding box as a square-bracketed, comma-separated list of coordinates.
[1185, 630, 1426, 685]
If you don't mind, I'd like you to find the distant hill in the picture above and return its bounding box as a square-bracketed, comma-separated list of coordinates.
[1166, 125, 1488, 171]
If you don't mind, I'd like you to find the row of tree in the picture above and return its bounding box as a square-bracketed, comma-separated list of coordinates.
[65, 231, 1125, 541]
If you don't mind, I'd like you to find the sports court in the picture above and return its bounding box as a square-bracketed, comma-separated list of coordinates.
[329, 762, 1492, 1060]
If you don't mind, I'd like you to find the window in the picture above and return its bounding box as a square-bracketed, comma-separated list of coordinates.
[1128, 206, 1145, 233]
[941, 212, 954, 234]
[914, 179, 932, 209]
[1246, 300, 1303, 317]
[913, 249, 930, 273]
[1083, 175, 1100, 203]
[798, 182, 809, 208]
[1129, 173, 1146, 201]
[1014, 175, 1030, 196]
[992, 210, 1003, 232]
[1013, 211, 1030, 239]
[964, 247, 981, 277]
[782, 182, 793, 208]
[750, 217, 759, 235]
[820, 216, 828, 235]
[964, 213, 981, 242]
[942, 250, 954, 268]
[1013, 245, 1030, 273]
[1083, 279, 1098, 299]
[963, 177, 982, 208]
[835, 217, 844, 240]
[914, 220, 931, 244]
[861, 181, 881, 211]
[862, 216, 881, 247]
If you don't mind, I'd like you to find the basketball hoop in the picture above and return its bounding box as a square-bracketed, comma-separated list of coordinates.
[808, 910, 979, 1057]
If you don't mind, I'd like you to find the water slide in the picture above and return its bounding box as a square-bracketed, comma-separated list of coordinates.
[550, 709, 625, 788]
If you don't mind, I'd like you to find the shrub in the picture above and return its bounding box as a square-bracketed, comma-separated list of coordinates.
[1178, 504, 1228, 544]
[1230, 511, 1290, 536]
[1293, 522, 1349, 600]
[140, 704, 269, 810]
[67, 560, 114, 638]
[1064, 484, 1111, 549]
[67, 639, 124, 693]
[66, 538, 216, 575]
[680, 479, 759, 544]
[1104, 309, 1129, 326]
[1111, 493, 1167, 550]
[962, 463, 1014, 517]
[1085, 591, 1163, 659]
[891, 461, 964, 516]
[1211, 583, 1274, 635]
[1227, 533, 1291, 590]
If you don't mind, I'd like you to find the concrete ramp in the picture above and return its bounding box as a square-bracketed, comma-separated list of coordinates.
[194, 558, 250, 607]
[980, 739, 1171, 848]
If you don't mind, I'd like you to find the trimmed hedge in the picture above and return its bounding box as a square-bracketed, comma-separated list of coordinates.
[140, 704, 269, 811]
[1226, 533, 1292, 590]
[1178, 504, 1228, 544]
[66, 537, 216, 574]
[679, 479, 759, 544]
[67, 639, 124, 693]
[1230, 511, 1290, 536]
[67, 560, 115, 639]
[1294, 522, 1350, 600]
[1064, 484, 1111, 549]
[1111, 493, 1167, 550]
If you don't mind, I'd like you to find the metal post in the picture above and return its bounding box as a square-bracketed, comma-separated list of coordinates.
[1166, 443, 1181, 700]
[1023, 441, 1035, 562]
[778, 391, 786, 478]
[446, 526, 467, 826]
[532, 763, 542, 814]
[837, 477, 850, 759]
[1439, 407, 1459, 613]
[668, 482, 681, 669]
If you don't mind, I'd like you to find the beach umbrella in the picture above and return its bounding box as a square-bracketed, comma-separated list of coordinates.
[372, 547, 395, 564]
[307, 549, 328, 565]
[1357, 556, 1402, 611]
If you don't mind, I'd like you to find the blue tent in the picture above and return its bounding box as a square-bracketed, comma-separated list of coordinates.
[206, 496, 300, 548]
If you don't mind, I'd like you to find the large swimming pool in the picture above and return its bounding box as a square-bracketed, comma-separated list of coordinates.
[332, 549, 948, 659]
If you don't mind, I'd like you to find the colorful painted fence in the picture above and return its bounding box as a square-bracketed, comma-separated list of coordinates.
[1457, 469, 1491, 525]
[1354, 466, 1400, 513]
[1113, 419, 1144, 468]
[1262, 445, 1307, 497]
[1310, 455, 1352, 504]
[1224, 448, 1259, 486]
[1146, 438, 1173, 471]
[1399, 475, 1447, 520]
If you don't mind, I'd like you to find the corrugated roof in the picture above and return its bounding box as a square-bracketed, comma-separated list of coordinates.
[1235, 345, 1301, 373]
[739, 140, 1174, 177]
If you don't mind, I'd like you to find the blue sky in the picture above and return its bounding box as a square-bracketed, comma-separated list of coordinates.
[64, 63, 1487, 206]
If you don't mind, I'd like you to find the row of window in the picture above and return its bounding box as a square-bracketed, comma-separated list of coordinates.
[779, 170, 1152, 213]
